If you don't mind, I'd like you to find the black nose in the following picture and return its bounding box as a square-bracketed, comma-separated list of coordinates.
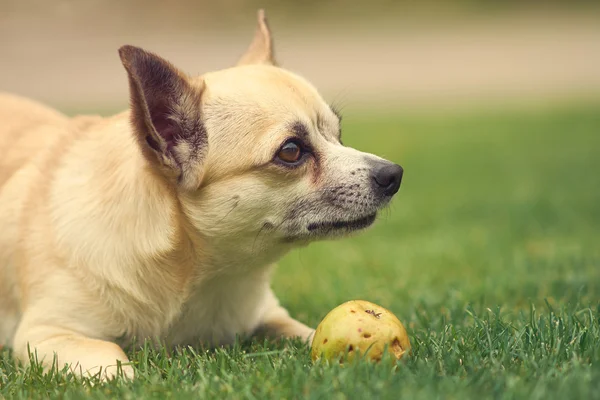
[372, 162, 403, 196]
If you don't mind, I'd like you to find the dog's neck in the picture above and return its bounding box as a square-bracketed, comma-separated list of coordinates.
[186, 231, 292, 281]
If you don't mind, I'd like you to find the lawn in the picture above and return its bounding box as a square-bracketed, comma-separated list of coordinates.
[1, 101, 599, 399]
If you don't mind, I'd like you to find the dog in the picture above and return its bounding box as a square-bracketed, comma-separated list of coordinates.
[0, 10, 403, 380]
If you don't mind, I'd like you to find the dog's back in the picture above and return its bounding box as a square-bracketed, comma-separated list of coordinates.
[0, 93, 69, 187]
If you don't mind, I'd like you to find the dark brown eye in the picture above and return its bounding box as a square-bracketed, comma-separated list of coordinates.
[277, 141, 302, 163]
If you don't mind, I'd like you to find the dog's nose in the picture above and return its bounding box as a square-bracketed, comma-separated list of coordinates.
[372, 162, 403, 196]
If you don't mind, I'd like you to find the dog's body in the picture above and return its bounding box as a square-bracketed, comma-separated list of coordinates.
[0, 11, 403, 379]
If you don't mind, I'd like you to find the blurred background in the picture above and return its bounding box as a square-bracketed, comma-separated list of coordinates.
[1, 0, 599, 113]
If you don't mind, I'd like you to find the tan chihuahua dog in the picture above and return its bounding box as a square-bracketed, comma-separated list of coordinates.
[0, 10, 403, 380]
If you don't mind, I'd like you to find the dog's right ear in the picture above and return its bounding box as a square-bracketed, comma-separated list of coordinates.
[119, 45, 207, 191]
[237, 9, 277, 66]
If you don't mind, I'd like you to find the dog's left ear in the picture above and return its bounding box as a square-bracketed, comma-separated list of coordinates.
[237, 9, 277, 66]
[119, 45, 207, 191]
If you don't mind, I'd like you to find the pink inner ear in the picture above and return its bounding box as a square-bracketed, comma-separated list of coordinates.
[149, 102, 180, 154]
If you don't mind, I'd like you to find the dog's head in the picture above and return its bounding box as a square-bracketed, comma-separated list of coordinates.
[119, 10, 403, 261]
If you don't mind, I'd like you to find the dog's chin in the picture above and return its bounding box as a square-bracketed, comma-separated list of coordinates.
[284, 212, 377, 243]
[306, 212, 377, 234]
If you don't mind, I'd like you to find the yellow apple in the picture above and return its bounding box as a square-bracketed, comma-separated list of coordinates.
[311, 300, 410, 364]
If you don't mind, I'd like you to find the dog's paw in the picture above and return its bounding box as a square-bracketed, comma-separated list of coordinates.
[307, 329, 316, 346]
[300, 328, 316, 346]
[86, 363, 135, 384]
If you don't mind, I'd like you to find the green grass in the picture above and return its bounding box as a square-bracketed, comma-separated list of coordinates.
[1, 102, 600, 399]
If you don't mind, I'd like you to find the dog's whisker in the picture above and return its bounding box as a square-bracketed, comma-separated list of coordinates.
[215, 196, 240, 225]
[252, 223, 269, 253]
[330, 88, 351, 115]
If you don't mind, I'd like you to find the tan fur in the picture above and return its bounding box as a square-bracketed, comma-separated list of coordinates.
[0, 10, 403, 380]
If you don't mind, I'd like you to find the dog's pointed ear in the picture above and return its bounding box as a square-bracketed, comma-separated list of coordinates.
[236, 9, 277, 66]
[119, 45, 207, 190]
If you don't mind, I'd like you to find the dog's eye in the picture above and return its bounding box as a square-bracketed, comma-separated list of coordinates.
[277, 141, 303, 164]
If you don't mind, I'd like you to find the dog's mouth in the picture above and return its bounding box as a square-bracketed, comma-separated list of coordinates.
[306, 212, 377, 234]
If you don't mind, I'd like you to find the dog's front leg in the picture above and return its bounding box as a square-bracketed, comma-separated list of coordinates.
[255, 290, 315, 344]
[13, 318, 133, 381]
[258, 306, 315, 344]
